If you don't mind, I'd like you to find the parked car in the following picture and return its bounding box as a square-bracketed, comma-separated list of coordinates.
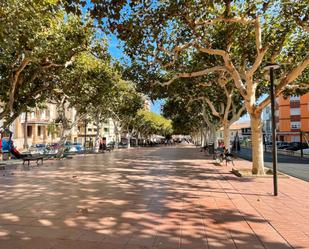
[70, 142, 84, 152]
[106, 141, 115, 150]
[277, 142, 290, 149]
[295, 148, 309, 155]
[285, 142, 309, 151]
[45, 143, 60, 154]
[118, 142, 128, 148]
[29, 144, 47, 154]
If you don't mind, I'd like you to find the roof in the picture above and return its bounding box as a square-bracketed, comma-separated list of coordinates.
[220, 121, 250, 131]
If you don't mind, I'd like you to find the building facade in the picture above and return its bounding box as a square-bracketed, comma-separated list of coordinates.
[277, 94, 309, 142]
[261, 93, 309, 143]
[77, 118, 117, 146]
[218, 121, 251, 145]
[3, 104, 117, 150]
[11, 104, 64, 149]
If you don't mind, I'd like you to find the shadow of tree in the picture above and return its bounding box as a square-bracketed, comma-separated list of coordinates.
[0, 147, 304, 249]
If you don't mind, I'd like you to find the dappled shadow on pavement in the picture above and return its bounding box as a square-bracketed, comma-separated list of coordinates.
[0, 146, 307, 248]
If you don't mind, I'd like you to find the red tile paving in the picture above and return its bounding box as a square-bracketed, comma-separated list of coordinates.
[0, 145, 309, 248]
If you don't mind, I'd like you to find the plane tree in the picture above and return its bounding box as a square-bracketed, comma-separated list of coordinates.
[72, 0, 309, 174]
[107, 81, 144, 148]
[53, 48, 116, 152]
[136, 110, 172, 140]
[0, 0, 93, 128]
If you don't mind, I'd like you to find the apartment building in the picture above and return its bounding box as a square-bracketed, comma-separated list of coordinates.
[2, 104, 117, 150]
[77, 118, 118, 146]
[262, 93, 309, 143]
[276, 93, 309, 142]
[7, 104, 78, 149]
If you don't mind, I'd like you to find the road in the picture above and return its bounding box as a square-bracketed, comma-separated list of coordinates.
[236, 147, 309, 181]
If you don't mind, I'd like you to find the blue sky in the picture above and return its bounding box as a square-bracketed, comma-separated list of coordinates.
[82, 1, 163, 115]
[107, 34, 163, 114]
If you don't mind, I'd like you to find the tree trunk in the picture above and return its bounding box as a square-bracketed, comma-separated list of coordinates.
[223, 122, 231, 150]
[94, 116, 101, 152]
[200, 128, 204, 146]
[23, 112, 28, 149]
[209, 125, 218, 148]
[113, 120, 120, 149]
[202, 127, 208, 146]
[135, 133, 139, 147]
[56, 127, 71, 158]
[127, 131, 131, 148]
[213, 129, 218, 149]
[250, 112, 265, 175]
[55, 101, 78, 158]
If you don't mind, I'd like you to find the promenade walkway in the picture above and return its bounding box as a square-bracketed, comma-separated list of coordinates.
[0, 146, 308, 248]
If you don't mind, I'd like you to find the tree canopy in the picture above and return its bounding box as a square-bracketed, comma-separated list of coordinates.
[0, 0, 93, 126]
[69, 0, 308, 174]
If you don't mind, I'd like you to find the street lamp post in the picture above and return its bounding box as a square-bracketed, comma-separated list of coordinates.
[264, 63, 280, 196]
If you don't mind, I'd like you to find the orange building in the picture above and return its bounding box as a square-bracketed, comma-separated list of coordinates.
[277, 93, 309, 142]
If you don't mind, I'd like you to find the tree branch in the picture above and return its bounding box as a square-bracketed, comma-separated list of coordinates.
[295, 18, 309, 32]
[247, 17, 269, 77]
[230, 105, 246, 124]
[276, 55, 309, 94]
[195, 44, 247, 98]
[257, 55, 309, 112]
[156, 41, 195, 68]
[204, 97, 221, 118]
[7, 58, 31, 113]
[195, 17, 255, 26]
[153, 66, 226, 87]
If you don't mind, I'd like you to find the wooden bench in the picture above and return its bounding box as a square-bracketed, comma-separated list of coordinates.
[22, 155, 44, 166]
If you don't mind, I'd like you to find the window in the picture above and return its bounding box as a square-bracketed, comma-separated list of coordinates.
[290, 108, 301, 115]
[88, 128, 92, 132]
[290, 96, 300, 101]
[291, 121, 301, 129]
[41, 110, 46, 119]
[38, 126, 42, 136]
[104, 128, 109, 132]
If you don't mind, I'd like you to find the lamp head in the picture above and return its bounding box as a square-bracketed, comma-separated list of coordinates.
[263, 63, 280, 71]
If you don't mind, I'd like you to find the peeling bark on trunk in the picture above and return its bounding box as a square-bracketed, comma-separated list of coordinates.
[223, 122, 231, 150]
[203, 130, 208, 146]
[250, 112, 265, 175]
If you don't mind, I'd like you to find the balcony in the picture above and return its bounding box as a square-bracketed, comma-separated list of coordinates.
[290, 101, 300, 108]
[290, 115, 301, 122]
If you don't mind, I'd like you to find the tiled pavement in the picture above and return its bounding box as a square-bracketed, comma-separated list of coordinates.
[0, 146, 308, 249]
